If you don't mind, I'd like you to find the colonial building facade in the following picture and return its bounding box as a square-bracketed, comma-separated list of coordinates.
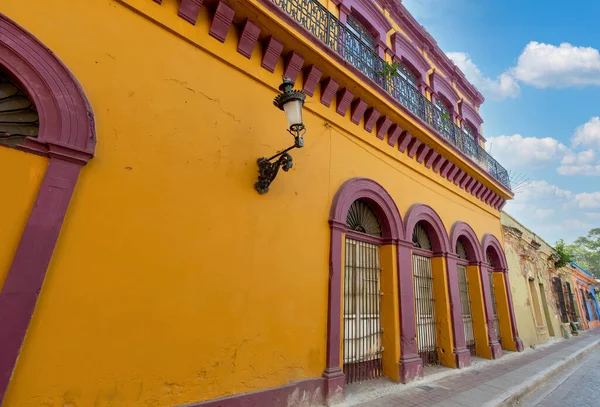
[0, 1, 520, 406]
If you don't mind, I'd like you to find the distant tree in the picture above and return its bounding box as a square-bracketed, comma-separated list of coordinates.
[564, 228, 600, 278]
[554, 239, 574, 269]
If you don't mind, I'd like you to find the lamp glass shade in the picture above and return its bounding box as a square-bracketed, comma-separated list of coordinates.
[283, 99, 303, 128]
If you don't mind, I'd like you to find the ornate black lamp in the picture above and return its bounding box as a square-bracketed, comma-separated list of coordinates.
[255, 77, 306, 194]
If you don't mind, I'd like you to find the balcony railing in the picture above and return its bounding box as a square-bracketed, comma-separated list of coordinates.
[271, 0, 511, 190]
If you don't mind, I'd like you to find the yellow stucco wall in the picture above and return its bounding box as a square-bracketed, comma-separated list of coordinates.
[493, 273, 517, 351]
[501, 212, 561, 347]
[466, 265, 492, 359]
[0, 148, 48, 291]
[1, 1, 506, 406]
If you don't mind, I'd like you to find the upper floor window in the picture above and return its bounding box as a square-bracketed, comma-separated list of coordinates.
[464, 122, 477, 139]
[347, 15, 376, 51]
[397, 61, 418, 88]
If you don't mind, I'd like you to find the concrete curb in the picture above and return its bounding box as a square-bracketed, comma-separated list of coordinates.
[484, 337, 600, 407]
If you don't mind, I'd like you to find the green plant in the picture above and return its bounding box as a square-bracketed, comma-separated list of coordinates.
[554, 239, 574, 269]
[377, 61, 400, 81]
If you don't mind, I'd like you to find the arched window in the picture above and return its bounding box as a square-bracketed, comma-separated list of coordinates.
[0, 71, 39, 147]
[346, 199, 382, 236]
[344, 199, 383, 382]
[397, 61, 418, 88]
[412, 223, 432, 250]
[435, 97, 453, 137]
[346, 15, 376, 51]
[463, 122, 477, 140]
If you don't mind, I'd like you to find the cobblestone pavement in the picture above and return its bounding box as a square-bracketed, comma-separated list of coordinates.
[352, 330, 600, 407]
[520, 345, 600, 407]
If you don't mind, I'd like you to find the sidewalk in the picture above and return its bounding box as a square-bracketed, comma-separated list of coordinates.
[347, 329, 600, 407]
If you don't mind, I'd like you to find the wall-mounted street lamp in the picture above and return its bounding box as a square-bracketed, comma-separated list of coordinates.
[255, 77, 306, 194]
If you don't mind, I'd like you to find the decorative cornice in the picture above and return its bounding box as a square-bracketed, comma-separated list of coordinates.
[430, 70, 460, 107]
[375, 0, 484, 107]
[461, 100, 483, 129]
[335, 0, 393, 42]
[146, 0, 509, 210]
[390, 32, 430, 80]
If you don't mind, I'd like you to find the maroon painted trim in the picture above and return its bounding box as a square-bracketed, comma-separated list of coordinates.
[453, 170, 465, 185]
[350, 98, 368, 125]
[320, 77, 339, 107]
[440, 161, 454, 178]
[237, 19, 260, 59]
[498, 200, 507, 211]
[376, 116, 392, 140]
[406, 138, 421, 158]
[416, 144, 430, 164]
[387, 123, 402, 147]
[390, 32, 429, 80]
[283, 51, 304, 83]
[446, 165, 459, 181]
[302, 65, 322, 97]
[335, 0, 393, 44]
[183, 377, 325, 406]
[481, 234, 522, 350]
[256, 0, 511, 198]
[330, 178, 404, 242]
[461, 100, 483, 129]
[209, 1, 234, 43]
[471, 182, 483, 196]
[403, 204, 449, 253]
[261, 36, 283, 73]
[480, 189, 492, 203]
[424, 150, 438, 168]
[364, 107, 380, 133]
[412, 247, 433, 257]
[445, 253, 472, 368]
[178, 0, 204, 25]
[397, 130, 412, 153]
[460, 174, 471, 189]
[432, 156, 446, 173]
[345, 229, 385, 245]
[374, 0, 484, 107]
[336, 88, 354, 116]
[397, 241, 424, 382]
[0, 14, 96, 404]
[449, 222, 483, 263]
[430, 70, 460, 108]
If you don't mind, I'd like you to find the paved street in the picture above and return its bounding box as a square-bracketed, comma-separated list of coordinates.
[520, 347, 600, 407]
[349, 330, 600, 407]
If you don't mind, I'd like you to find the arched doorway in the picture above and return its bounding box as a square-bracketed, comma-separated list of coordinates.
[326, 178, 406, 401]
[456, 238, 475, 355]
[411, 221, 437, 365]
[404, 204, 461, 369]
[343, 199, 384, 383]
[449, 222, 498, 360]
[0, 13, 95, 404]
[482, 234, 524, 352]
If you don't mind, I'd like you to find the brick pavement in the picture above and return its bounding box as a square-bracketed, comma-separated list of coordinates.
[352, 329, 600, 407]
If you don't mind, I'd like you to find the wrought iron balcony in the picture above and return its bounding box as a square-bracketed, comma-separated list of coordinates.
[271, 0, 511, 190]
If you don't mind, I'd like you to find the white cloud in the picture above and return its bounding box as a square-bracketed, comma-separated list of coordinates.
[505, 180, 600, 244]
[447, 52, 520, 100]
[572, 117, 600, 149]
[486, 135, 568, 169]
[447, 42, 600, 100]
[574, 192, 600, 209]
[533, 208, 555, 219]
[517, 180, 573, 202]
[511, 42, 600, 88]
[558, 148, 600, 175]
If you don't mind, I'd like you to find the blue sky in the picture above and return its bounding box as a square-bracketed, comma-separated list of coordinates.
[403, 0, 600, 245]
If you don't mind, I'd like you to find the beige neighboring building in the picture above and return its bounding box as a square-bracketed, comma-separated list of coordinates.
[501, 213, 566, 348]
